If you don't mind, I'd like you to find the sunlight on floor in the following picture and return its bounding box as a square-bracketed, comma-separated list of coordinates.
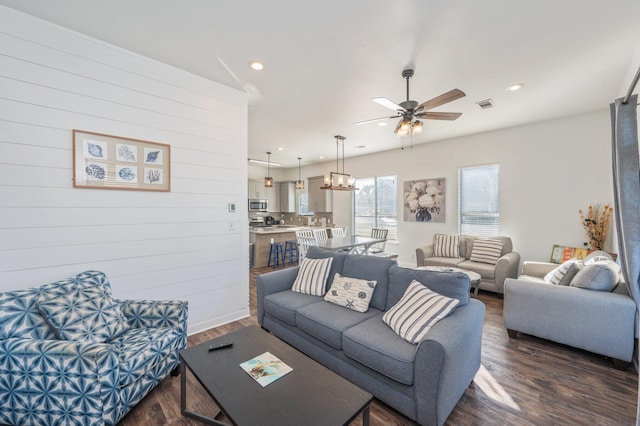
[473, 364, 521, 411]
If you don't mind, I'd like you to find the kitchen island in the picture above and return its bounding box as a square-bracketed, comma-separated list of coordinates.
[249, 226, 333, 268]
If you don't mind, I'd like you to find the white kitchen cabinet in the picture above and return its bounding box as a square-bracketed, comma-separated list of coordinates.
[307, 176, 333, 212]
[248, 180, 268, 200]
[266, 183, 280, 212]
[279, 181, 296, 213]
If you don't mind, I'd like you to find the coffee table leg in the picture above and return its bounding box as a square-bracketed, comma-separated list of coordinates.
[362, 405, 370, 426]
[180, 361, 228, 425]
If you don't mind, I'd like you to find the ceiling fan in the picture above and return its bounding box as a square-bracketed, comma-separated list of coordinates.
[355, 68, 465, 136]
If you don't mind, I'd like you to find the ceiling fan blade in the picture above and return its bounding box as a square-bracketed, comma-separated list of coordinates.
[416, 89, 466, 111]
[373, 97, 405, 112]
[415, 111, 462, 120]
[354, 115, 399, 126]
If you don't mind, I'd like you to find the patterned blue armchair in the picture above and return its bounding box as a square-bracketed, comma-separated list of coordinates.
[0, 270, 188, 426]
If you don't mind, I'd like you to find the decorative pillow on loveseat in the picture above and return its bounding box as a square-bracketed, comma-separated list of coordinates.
[291, 257, 333, 296]
[570, 264, 618, 292]
[383, 280, 460, 344]
[433, 234, 460, 258]
[544, 258, 583, 286]
[323, 273, 377, 313]
[37, 283, 129, 343]
[469, 239, 503, 264]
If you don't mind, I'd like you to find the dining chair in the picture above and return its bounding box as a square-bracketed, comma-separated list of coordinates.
[330, 227, 346, 238]
[297, 236, 317, 259]
[313, 228, 329, 242]
[370, 228, 389, 253]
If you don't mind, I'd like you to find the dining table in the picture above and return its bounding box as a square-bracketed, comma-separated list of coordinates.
[313, 235, 386, 255]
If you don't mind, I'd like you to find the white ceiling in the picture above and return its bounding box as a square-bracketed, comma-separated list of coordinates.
[2, 0, 640, 167]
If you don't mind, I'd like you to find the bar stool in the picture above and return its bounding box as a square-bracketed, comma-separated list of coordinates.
[284, 240, 299, 265]
[267, 242, 285, 268]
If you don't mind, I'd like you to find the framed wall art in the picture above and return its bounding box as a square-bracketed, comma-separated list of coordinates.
[73, 130, 170, 192]
[403, 178, 446, 223]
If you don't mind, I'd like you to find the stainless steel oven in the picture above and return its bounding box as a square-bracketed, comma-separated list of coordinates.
[248, 199, 268, 212]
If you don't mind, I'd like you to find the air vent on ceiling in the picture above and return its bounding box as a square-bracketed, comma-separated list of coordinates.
[476, 99, 495, 109]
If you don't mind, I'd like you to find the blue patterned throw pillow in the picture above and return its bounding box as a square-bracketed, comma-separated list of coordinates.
[37, 283, 129, 343]
[323, 273, 377, 313]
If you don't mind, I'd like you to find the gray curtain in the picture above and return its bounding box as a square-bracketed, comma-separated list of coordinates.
[610, 94, 640, 424]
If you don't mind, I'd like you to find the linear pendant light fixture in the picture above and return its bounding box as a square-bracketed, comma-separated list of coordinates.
[264, 151, 273, 187]
[295, 157, 304, 189]
[321, 135, 357, 191]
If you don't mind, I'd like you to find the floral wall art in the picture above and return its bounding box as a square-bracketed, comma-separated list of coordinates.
[403, 178, 446, 222]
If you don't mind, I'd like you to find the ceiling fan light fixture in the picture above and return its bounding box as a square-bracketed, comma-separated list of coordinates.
[412, 120, 423, 134]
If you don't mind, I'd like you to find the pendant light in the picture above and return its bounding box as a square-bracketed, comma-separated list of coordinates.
[264, 152, 273, 187]
[320, 135, 357, 191]
[295, 157, 304, 189]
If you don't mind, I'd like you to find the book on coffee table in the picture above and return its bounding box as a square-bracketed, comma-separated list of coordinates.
[239, 351, 293, 387]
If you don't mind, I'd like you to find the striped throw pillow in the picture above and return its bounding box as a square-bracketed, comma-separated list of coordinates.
[382, 280, 460, 344]
[291, 257, 333, 296]
[469, 239, 504, 265]
[433, 234, 460, 258]
[544, 258, 583, 285]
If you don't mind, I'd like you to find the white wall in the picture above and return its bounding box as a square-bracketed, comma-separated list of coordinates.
[288, 110, 615, 267]
[0, 6, 249, 334]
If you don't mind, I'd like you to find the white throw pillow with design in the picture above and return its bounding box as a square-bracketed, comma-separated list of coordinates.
[323, 273, 377, 313]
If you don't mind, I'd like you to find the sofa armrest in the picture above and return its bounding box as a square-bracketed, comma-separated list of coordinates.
[493, 251, 521, 293]
[504, 278, 635, 361]
[413, 299, 485, 426]
[521, 261, 557, 278]
[256, 267, 300, 324]
[415, 244, 435, 267]
[0, 338, 120, 425]
[117, 299, 188, 335]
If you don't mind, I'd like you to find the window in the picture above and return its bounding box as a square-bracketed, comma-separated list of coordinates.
[353, 175, 397, 240]
[458, 164, 500, 237]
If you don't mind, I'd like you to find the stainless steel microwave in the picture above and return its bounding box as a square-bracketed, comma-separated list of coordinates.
[248, 199, 268, 212]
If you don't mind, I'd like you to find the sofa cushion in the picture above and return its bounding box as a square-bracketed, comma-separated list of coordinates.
[323, 273, 377, 313]
[263, 291, 323, 326]
[387, 266, 470, 310]
[433, 234, 460, 258]
[296, 301, 381, 349]
[342, 255, 397, 310]
[570, 264, 618, 292]
[110, 326, 184, 387]
[37, 283, 129, 343]
[306, 246, 348, 289]
[544, 258, 582, 286]
[421, 256, 466, 268]
[383, 280, 460, 344]
[456, 260, 496, 280]
[292, 257, 333, 296]
[343, 314, 417, 385]
[469, 239, 504, 264]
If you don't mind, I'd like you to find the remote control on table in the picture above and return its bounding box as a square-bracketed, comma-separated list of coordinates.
[208, 342, 233, 352]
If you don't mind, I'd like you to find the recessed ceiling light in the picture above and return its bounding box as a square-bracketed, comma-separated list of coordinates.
[377, 122, 388, 126]
[319, 156, 324, 159]
[277, 147, 284, 151]
[249, 61, 264, 71]
[506, 83, 524, 92]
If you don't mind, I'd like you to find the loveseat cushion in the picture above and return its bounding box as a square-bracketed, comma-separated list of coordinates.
[263, 291, 323, 325]
[111, 326, 184, 387]
[37, 283, 129, 343]
[296, 301, 381, 349]
[457, 260, 496, 280]
[342, 255, 397, 310]
[387, 266, 470, 310]
[420, 256, 466, 268]
[343, 314, 417, 385]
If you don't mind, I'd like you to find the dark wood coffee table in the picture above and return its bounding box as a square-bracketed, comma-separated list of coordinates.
[180, 325, 372, 425]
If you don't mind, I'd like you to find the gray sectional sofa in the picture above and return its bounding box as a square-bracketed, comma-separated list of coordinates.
[257, 247, 485, 426]
[416, 234, 520, 295]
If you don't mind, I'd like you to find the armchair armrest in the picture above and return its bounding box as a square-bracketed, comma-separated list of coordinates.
[493, 251, 521, 292]
[415, 244, 435, 267]
[117, 299, 188, 334]
[521, 261, 557, 278]
[0, 338, 120, 425]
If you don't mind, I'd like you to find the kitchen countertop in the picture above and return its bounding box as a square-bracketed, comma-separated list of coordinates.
[249, 225, 333, 234]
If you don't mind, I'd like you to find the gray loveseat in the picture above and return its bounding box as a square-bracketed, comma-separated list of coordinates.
[416, 234, 520, 295]
[504, 258, 635, 369]
[257, 247, 485, 426]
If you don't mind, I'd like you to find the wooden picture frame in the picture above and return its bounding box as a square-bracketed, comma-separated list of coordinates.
[549, 244, 617, 263]
[73, 130, 170, 192]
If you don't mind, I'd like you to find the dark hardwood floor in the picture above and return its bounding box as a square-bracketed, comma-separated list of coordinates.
[119, 263, 638, 425]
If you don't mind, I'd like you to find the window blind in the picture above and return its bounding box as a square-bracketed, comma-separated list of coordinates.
[458, 164, 500, 237]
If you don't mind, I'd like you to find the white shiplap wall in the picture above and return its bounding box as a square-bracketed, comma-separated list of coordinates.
[0, 6, 250, 334]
